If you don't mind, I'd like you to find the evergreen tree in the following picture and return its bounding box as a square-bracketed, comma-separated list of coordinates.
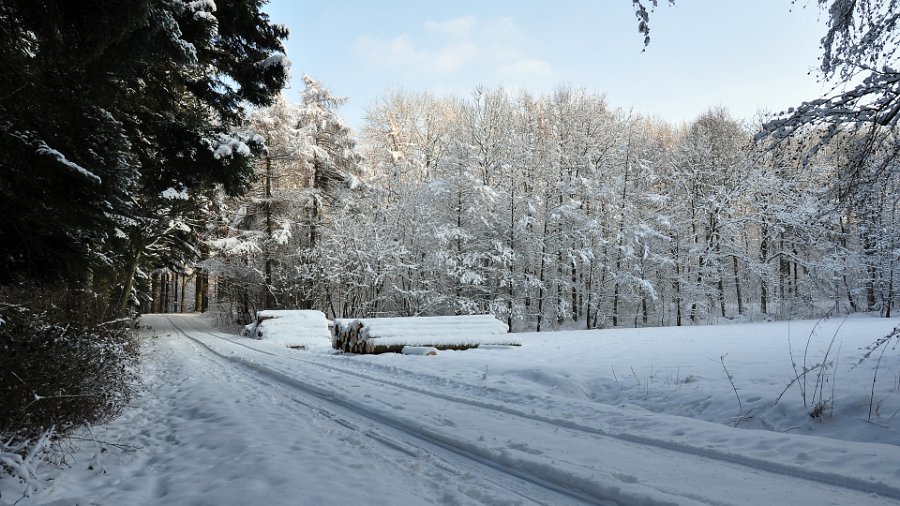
[0, 0, 288, 313]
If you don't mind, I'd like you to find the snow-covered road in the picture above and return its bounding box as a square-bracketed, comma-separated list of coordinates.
[160, 314, 608, 506]
[13, 313, 900, 505]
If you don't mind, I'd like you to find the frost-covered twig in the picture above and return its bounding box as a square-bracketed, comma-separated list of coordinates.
[830, 344, 841, 418]
[810, 317, 845, 417]
[786, 313, 832, 408]
[867, 342, 889, 422]
[856, 324, 900, 365]
[720, 354, 742, 411]
[0, 429, 54, 498]
[65, 435, 140, 452]
[774, 363, 826, 406]
[21, 392, 97, 414]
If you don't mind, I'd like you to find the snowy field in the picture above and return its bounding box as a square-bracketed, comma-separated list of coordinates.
[3, 313, 900, 505]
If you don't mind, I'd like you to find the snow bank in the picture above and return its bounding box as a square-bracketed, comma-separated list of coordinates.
[333, 315, 516, 353]
[243, 310, 332, 351]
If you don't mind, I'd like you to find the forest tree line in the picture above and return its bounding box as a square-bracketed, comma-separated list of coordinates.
[208, 79, 900, 330]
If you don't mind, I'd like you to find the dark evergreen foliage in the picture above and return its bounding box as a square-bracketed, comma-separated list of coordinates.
[0, 0, 288, 288]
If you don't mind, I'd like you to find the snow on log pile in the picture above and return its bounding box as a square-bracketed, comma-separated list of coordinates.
[332, 315, 517, 354]
[242, 310, 333, 351]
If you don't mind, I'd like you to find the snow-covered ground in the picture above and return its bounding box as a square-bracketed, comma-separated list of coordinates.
[4, 313, 900, 505]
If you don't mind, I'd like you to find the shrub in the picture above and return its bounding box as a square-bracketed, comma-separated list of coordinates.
[0, 290, 139, 451]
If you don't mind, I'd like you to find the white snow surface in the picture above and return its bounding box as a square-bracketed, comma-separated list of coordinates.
[336, 314, 517, 347]
[243, 310, 332, 351]
[4, 313, 900, 505]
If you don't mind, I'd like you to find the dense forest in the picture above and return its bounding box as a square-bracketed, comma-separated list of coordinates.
[205, 82, 899, 331]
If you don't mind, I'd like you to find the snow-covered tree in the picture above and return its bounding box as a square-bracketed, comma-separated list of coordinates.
[669, 109, 751, 323]
[209, 79, 361, 321]
[0, 0, 288, 314]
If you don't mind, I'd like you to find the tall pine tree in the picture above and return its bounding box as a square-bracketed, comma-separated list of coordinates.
[0, 0, 288, 316]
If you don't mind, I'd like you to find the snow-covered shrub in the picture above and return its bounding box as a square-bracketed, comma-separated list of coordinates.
[0, 292, 139, 472]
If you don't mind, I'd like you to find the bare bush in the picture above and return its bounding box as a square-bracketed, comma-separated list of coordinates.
[0, 287, 139, 486]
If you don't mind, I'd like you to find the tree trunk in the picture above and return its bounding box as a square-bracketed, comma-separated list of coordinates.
[886, 265, 894, 318]
[672, 238, 683, 327]
[180, 272, 187, 313]
[611, 148, 632, 328]
[674, 280, 683, 326]
[162, 272, 170, 313]
[886, 204, 897, 318]
[571, 261, 578, 323]
[173, 273, 179, 313]
[585, 265, 595, 330]
[264, 155, 275, 309]
[711, 219, 725, 318]
[612, 280, 621, 327]
[691, 264, 702, 324]
[536, 259, 546, 332]
[116, 250, 142, 314]
[760, 233, 768, 315]
[866, 265, 878, 311]
[836, 215, 858, 312]
[717, 276, 726, 318]
[536, 219, 549, 332]
[194, 269, 203, 312]
[455, 187, 464, 315]
[151, 272, 160, 313]
[507, 180, 516, 332]
[690, 196, 700, 324]
[779, 239, 790, 304]
[732, 255, 743, 315]
[195, 270, 207, 313]
[556, 251, 565, 325]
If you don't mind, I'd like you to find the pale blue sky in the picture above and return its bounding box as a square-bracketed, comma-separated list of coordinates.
[263, 1, 829, 130]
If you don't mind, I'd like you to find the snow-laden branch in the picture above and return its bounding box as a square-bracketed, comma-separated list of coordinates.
[35, 141, 102, 184]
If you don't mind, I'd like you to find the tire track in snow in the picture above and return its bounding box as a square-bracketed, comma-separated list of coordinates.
[162, 315, 610, 506]
[168, 332, 561, 506]
[168, 315, 900, 505]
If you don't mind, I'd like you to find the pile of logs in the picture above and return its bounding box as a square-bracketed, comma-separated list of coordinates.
[332, 315, 519, 354]
[243, 310, 333, 350]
